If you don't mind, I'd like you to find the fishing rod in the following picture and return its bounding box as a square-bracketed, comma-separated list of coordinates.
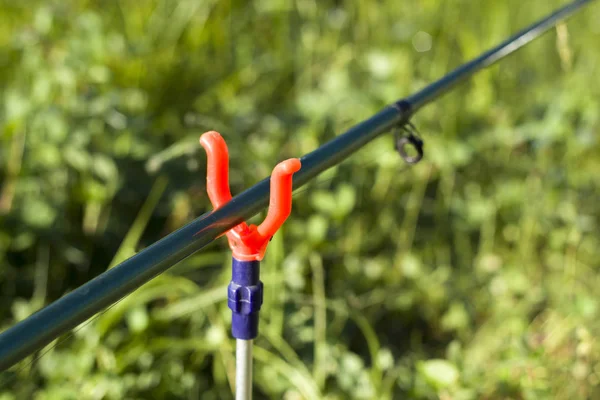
[0, 0, 594, 374]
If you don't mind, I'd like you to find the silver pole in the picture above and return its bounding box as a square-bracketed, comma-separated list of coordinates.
[236, 339, 253, 400]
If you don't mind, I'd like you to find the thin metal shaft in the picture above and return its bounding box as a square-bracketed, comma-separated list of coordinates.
[0, 0, 594, 372]
[236, 339, 253, 400]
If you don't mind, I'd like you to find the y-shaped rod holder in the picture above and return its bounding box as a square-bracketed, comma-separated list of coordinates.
[200, 130, 300, 339]
[200, 131, 300, 400]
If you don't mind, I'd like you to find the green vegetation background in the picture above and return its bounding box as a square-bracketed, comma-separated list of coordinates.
[1, 0, 599, 399]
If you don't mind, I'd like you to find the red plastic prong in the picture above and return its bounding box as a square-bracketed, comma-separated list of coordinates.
[199, 131, 301, 261]
[257, 158, 301, 239]
[199, 131, 233, 209]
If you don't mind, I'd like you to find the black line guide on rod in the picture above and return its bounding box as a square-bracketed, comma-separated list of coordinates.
[394, 121, 424, 165]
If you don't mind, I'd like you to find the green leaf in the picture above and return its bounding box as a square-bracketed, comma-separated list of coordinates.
[21, 198, 57, 228]
[126, 306, 149, 334]
[333, 184, 356, 219]
[310, 190, 337, 215]
[307, 215, 328, 244]
[418, 359, 459, 389]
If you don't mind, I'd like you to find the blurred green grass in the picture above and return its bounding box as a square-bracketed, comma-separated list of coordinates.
[0, 0, 599, 398]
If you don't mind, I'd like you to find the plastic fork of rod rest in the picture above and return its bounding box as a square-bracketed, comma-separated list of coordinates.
[228, 258, 263, 339]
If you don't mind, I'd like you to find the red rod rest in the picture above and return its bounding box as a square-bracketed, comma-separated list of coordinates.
[199, 131, 301, 261]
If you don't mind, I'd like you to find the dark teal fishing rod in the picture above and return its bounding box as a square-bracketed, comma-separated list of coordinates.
[0, 0, 595, 372]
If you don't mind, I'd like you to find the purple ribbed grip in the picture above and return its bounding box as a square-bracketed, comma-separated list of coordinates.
[228, 258, 263, 339]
